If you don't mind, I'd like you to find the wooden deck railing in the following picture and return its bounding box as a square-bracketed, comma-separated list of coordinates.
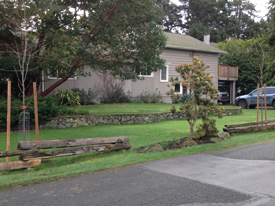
[218, 65, 238, 80]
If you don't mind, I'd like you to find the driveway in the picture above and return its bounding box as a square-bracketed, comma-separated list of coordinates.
[1, 140, 275, 206]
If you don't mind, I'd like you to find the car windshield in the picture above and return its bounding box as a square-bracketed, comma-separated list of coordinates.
[218, 87, 227, 92]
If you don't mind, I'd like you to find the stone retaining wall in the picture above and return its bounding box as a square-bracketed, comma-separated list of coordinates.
[43, 108, 242, 129]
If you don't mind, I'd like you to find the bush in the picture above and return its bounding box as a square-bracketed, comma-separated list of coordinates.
[181, 93, 194, 104]
[0, 96, 21, 128]
[58, 107, 75, 116]
[71, 88, 98, 105]
[194, 119, 219, 139]
[28, 96, 59, 124]
[101, 87, 132, 104]
[170, 105, 176, 113]
[138, 89, 163, 103]
[76, 108, 90, 115]
[54, 88, 81, 106]
[0, 95, 60, 128]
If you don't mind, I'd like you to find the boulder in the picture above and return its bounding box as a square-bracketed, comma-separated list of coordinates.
[181, 139, 197, 147]
[210, 138, 223, 143]
[218, 132, 230, 139]
[143, 143, 163, 153]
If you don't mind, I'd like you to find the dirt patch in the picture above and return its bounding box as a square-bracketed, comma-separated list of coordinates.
[135, 136, 215, 153]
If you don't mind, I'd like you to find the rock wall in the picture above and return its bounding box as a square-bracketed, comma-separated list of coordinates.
[42, 108, 242, 129]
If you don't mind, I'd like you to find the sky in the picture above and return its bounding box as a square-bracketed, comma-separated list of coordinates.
[250, 0, 270, 19]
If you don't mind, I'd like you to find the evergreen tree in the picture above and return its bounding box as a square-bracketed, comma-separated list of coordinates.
[180, 0, 268, 42]
[157, 0, 184, 33]
[217, 37, 270, 95]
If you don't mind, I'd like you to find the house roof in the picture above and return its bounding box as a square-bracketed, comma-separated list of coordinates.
[164, 32, 226, 54]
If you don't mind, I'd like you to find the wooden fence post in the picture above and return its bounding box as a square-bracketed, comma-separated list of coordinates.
[6, 81, 11, 162]
[33, 82, 39, 145]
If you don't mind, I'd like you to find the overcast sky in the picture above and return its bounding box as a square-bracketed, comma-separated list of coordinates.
[250, 0, 269, 19]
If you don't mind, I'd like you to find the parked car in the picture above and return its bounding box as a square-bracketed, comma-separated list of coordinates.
[235, 86, 275, 109]
[218, 86, 230, 103]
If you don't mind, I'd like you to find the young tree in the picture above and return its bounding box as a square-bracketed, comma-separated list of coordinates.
[1, 0, 167, 97]
[168, 57, 223, 139]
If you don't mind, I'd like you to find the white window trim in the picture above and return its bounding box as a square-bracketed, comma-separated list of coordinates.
[138, 72, 154, 78]
[160, 65, 169, 82]
[48, 70, 77, 80]
[174, 83, 183, 94]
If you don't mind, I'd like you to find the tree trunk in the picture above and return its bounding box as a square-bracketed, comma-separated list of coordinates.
[0, 159, 41, 171]
[17, 136, 130, 150]
[20, 143, 132, 160]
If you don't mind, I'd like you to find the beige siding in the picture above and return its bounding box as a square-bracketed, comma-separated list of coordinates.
[43, 49, 220, 102]
[44, 78, 77, 96]
[193, 52, 219, 89]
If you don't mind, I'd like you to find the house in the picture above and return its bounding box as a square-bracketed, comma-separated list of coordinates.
[43, 32, 234, 103]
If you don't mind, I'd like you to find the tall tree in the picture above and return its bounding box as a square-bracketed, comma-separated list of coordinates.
[180, 0, 267, 42]
[0, 0, 167, 97]
[217, 37, 270, 95]
[157, 0, 184, 33]
[263, 0, 275, 85]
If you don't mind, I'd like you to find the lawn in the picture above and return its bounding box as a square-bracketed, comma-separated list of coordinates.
[0, 107, 275, 189]
[74, 102, 238, 115]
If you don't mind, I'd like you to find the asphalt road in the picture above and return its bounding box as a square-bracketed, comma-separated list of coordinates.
[1, 140, 275, 206]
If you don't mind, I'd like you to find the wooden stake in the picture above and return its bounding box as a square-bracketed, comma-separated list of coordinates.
[264, 83, 267, 121]
[257, 84, 259, 122]
[33, 82, 39, 143]
[6, 81, 11, 162]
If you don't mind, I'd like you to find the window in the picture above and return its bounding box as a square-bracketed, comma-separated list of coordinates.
[174, 83, 182, 94]
[160, 65, 169, 82]
[48, 70, 76, 80]
[136, 66, 154, 77]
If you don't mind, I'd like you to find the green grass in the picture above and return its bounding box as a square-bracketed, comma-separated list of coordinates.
[0, 107, 274, 190]
[73, 102, 238, 115]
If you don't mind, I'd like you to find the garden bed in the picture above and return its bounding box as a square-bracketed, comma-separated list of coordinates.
[135, 136, 215, 153]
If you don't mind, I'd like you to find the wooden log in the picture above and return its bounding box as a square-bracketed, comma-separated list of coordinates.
[223, 123, 275, 133]
[224, 119, 275, 129]
[0, 148, 37, 157]
[17, 136, 130, 150]
[20, 143, 132, 160]
[0, 159, 41, 171]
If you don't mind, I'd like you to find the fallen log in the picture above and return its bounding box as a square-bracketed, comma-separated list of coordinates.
[0, 159, 41, 171]
[224, 119, 275, 129]
[0, 148, 37, 158]
[20, 143, 132, 160]
[223, 123, 275, 133]
[17, 136, 130, 150]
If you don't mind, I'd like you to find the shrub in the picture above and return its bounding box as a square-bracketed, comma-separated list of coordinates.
[28, 96, 59, 124]
[0, 96, 21, 128]
[76, 108, 90, 115]
[96, 72, 132, 104]
[181, 93, 194, 103]
[101, 87, 132, 103]
[194, 119, 219, 139]
[170, 105, 176, 113]
[54, 88, 81, 106]
[0, 95, 60, 128]
[71, 88, 98, 105]
[58, 107, 75, 115]
[138, 89, 163, 103]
